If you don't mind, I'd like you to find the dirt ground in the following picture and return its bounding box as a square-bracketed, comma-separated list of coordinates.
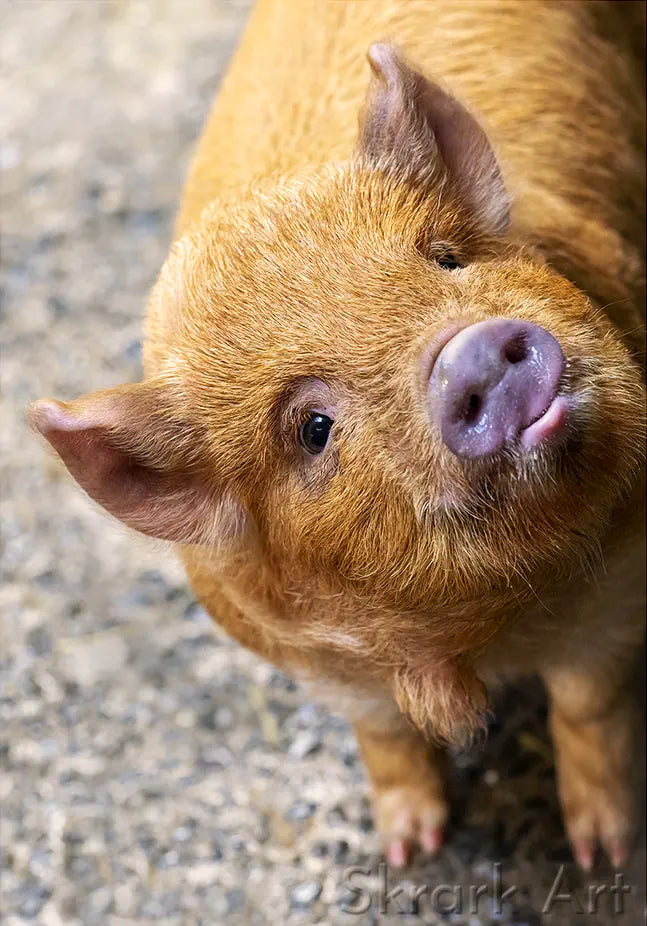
[2, 2, 645, 924]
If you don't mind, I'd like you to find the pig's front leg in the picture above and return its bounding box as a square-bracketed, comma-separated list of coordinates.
[545, 662, 642, 871]
[354, 711, 448, 867]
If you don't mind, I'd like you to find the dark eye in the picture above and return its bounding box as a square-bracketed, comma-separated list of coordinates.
[299, 412, 333, 454]
[437, 253, 463, 270]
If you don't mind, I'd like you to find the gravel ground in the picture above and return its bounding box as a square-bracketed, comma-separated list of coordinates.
[2, 2, 645, 924]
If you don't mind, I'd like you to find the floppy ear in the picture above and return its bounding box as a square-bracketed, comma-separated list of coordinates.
[28, 381, 243, 545]
[359, 42, 510, 235]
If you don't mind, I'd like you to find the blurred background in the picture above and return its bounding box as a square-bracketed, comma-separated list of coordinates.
[1, 2, 644, 924]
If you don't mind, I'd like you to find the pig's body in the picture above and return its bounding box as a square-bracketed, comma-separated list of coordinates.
[172, 0, 644, 866]
[33, 0, 645, 870]
[171, 0, 646, 864]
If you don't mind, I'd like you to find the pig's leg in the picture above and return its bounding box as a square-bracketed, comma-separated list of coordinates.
[545, 663, 642, 870]
[354, 713, 448, 867]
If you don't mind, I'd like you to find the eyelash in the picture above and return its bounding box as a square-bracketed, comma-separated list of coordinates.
[436, 252, 463, 270]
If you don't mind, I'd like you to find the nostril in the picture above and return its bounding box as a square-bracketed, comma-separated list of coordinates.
[463, 392, 482, 423]
[503, 332, 528, 365]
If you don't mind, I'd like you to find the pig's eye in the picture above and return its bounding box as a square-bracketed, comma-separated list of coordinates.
[437, 253, 463, 270]
[299, 412, 333, 454]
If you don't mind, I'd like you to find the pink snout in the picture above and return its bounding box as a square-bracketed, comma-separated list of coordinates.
[429, 318, 566, 458]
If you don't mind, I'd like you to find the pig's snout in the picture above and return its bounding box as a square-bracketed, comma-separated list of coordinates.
[429, 318, 565, 458]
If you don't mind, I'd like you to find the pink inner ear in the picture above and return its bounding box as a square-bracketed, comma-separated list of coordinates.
[28, 395, 242, 545]
[363, 43, 510, 235]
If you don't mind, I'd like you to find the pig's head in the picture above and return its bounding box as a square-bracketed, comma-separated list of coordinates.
[30, 46, 645, 741]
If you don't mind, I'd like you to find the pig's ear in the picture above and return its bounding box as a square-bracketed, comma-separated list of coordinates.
[28, 382, 243, 545]
[359, 42, 510, 235]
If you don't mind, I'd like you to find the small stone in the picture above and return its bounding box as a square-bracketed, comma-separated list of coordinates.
[124, 338, 142, 361]
[358, 815, 373, 834]
[39, 901, 67, 926]
[200, 706, 234, 730]
[199, 746, 233, 768]
[34, 569, 57, 588]
[332, 839, 350, 862]
[310, 841, 329, 858]
[187, 862, 221, 886]
[290, 880, 322, 908]
[183, 601, 208, 622]
[268, 670, 297, 691]
[158, 850, 179, 868]
[175, 709, 196, 728]
[61, 754, 106, 777]
[288, 731, 321, 759]
[326, 805, 348, 825]
[17, 882, 51, 919]
[113, 883, 137, 916]
[285, 800, 316, 822]
[26, 625, 52, 656]
[58, 632, 128, 687]
[484, 768, 499, 786]
[226, 888, 244, 912]
[294, 703, 322, 726]
[88, 886, 112, 916]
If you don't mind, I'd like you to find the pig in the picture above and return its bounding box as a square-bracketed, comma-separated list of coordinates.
[29, 0, 646, 871]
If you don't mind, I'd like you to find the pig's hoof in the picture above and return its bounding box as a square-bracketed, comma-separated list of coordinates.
[373, 784, 448, 867]
[560, 777, 635, 871]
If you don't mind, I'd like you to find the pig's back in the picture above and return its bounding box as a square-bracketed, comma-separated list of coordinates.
[177, 0, 645, 270]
